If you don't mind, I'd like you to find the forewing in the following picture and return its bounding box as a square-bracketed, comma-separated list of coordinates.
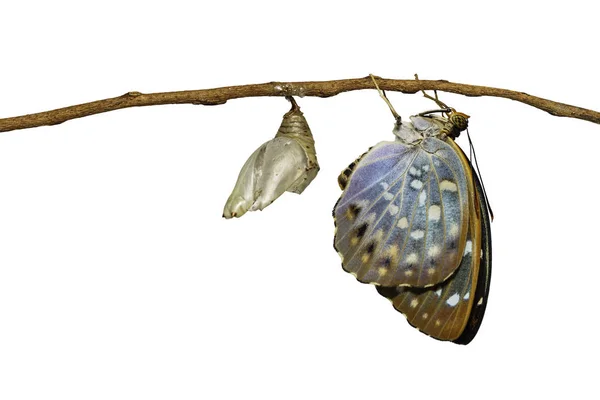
[333, 137, 470, 288]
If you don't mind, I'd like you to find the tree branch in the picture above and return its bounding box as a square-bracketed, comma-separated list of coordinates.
[1, 76, 598, 133]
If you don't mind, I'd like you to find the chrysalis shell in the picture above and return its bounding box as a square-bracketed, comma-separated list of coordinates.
[223, 99, 319, 218]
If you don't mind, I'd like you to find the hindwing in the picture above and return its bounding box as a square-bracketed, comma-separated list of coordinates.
[454, 160, 492, 344]
[377, 146, 492, 343]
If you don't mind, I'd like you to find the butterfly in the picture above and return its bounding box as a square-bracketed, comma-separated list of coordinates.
[333, 104, 492, 344]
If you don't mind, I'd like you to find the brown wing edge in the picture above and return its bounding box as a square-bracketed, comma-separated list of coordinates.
[453, 168, 492, 345]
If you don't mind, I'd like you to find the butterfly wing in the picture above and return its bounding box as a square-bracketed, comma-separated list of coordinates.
[454, 164, 492, 344]
[333, 137, 471, 288]
[376, 140, 492, 343]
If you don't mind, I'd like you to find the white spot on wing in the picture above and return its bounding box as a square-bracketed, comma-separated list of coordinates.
[477, 297, 483, 306]
[383, 192, 394, 201]
[410, 230, 424, 239]
[406, 253, 418, 263]
[429, 205, 441, 221]
[419, 191, 427, 206]
[446, 293, 460, 307]
[380, 182, 389, 190]
[410, 299, 419, 308]
[440, 180, 458, 192]
[389, 204, 399, 215]
[463, 292, 470, 300]
[464, 240, 473, 255]
[409, 167, 421, 176]
[435, 288, 442, 297]
[397, 217, 409, 229]
[410, 180, 423, 190]
[427, 245, 440, 257]
[422, 165, 429, 172]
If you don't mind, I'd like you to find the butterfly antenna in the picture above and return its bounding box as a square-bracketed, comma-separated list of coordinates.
[466, 128, 494, 221]
[469, 134, 474, 161]
[370, 74, 400, 121]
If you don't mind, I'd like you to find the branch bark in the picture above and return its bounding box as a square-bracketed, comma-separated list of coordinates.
[1, 76, 598, 133]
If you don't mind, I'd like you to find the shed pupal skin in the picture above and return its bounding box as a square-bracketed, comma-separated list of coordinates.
[223, 100, 319, 218]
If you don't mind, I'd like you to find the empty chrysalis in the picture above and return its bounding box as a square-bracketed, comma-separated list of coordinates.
[333, 76, 492, 344]
[223, 97, 319, 218]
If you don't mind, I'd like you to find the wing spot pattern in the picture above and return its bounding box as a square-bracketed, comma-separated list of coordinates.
[410, 230, 425, 240]
[464, 240, 473, 255]
[345, 204, 362, 221]
[428, 205, 441, 221]
[361, 242, 377, 264]
[419, 191, 427, 206]
[397, 217, 409, 229]
[351, 222, 368, 246]
[410, 179, 423, 190]
[428, 245, 441, 257]
[387, 245, 399, 257]
[440, 180, 458, 192]
[409, 167, 421, 176]
[334, 137, 471, 291]
[448, 223, 459, 237]
[446, 293, 460, 307]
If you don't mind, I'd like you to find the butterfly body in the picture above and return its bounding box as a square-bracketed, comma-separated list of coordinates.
[333, 111, 491, 344]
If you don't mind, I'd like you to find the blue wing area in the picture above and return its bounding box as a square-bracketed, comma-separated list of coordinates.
[333, 137, 470, 288]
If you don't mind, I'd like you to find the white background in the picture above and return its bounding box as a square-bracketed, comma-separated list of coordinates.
[1, 1, 599, 399]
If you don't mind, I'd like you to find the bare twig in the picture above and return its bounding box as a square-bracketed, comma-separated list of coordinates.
[0, 76, 598, 133]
